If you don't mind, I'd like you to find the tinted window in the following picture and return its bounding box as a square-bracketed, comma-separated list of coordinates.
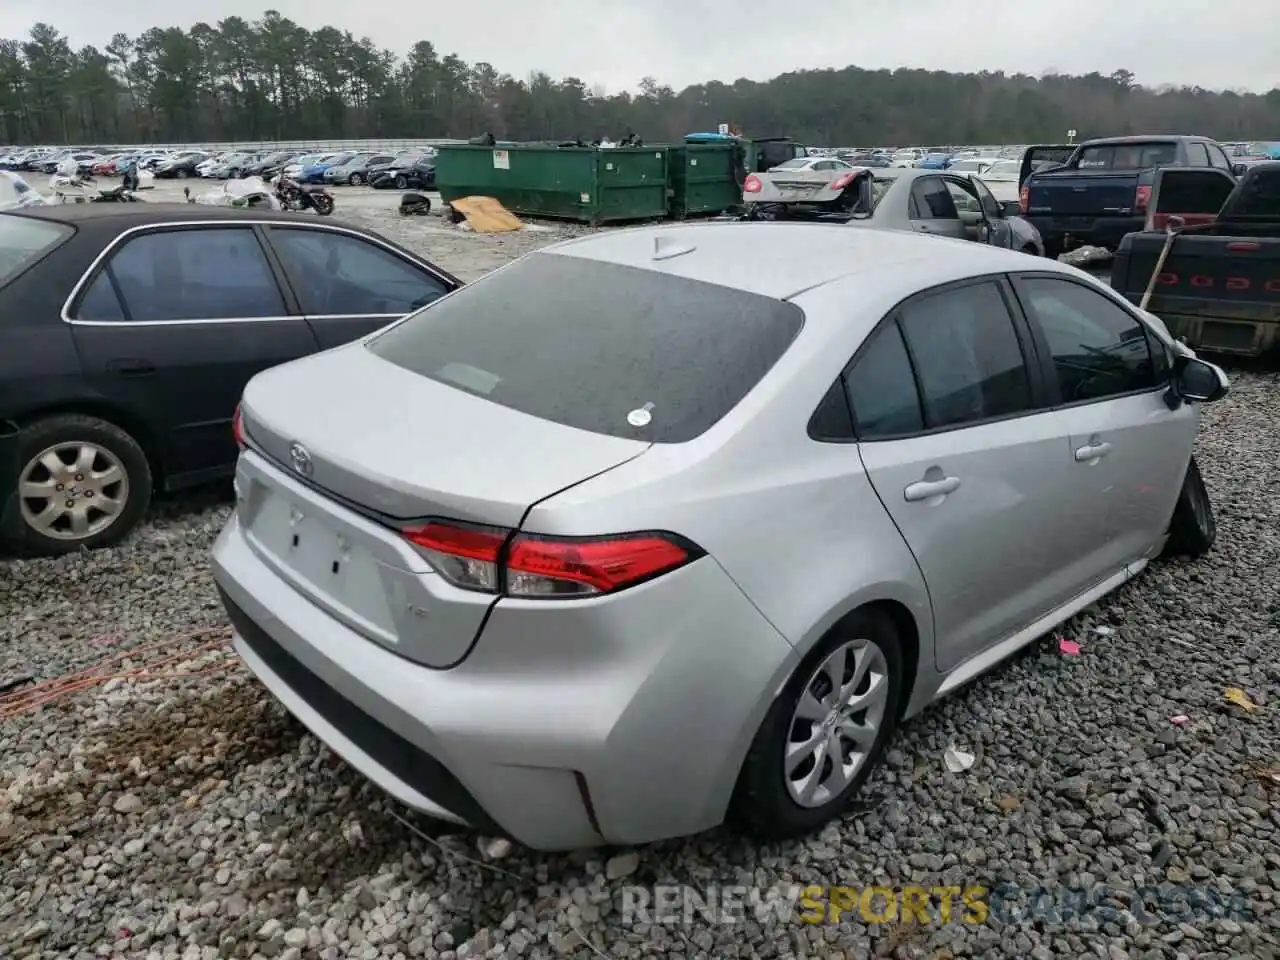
[1206, 145, 1232, 171]
[899, 282, 1032, 427]
[270, 228, 449, 316]
[106, 228, 285, 321]
[0, 214, 71, 287]
[809, 379, 855, 441]
[1075, 141, 1176, 170]
[1186, 143, 1210, 167]
[366, 253, 805, 443]
[1017, 277, 1157, 402]
[911, 177, 958, 218]
[77, 271, 125, 321]
[846, 323, 924, 438]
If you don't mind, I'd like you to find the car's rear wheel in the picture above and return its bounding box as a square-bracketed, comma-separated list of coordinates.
[394, 174, 408, 190]
[175, 169, 189, 179]
[348, 173, 364, 186]
[3, 414, 152, 557]
[1162, 455, 1216, 557]
[730, 607, 902, 840]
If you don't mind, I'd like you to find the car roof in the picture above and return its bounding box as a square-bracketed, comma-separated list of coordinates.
[6, 203, 307, 228]
[543, 221, 1078, 300]
[1077, 135, 1209, 147]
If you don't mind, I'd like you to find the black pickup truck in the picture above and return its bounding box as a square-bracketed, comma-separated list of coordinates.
[1109, 162, 1280, 357]
[1019, 135, 1245, 260]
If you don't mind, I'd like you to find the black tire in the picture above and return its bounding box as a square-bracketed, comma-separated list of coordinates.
[729, 607, 903, 841]
[348, 173, 364, 186]
[1162, 455, 1216, 557]
[2, 414, 152, 557]
[313, 195, 335, 216]
[394, 174, 408, 190]
[175, 168, 190, 179]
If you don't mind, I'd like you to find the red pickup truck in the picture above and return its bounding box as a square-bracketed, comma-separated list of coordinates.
[1109, 162, 1280, 357]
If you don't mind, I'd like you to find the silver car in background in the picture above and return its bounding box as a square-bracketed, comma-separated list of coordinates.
[213, 223, 1227, 851]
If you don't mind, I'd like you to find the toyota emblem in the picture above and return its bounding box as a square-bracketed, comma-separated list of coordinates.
[289, 442, 314, 478]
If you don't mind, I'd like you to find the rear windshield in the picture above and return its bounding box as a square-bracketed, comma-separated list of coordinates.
[366, 252, 805, 443]
[870, 175, 899, 209]
[0, 214, 71, 288]
[1076, 141, 1177, 170]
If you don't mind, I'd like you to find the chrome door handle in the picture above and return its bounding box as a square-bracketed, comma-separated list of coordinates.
[1074, 441, 1112, 462]
[904, 476, 960, 502]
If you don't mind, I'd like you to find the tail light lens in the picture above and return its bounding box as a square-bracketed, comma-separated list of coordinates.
[232, 404, 246, 449]
[401, 520, 702, 599]
[1134, 184, 1152, 213]
[829, 172, 856, 192]
[743, 174, 762, 193]
[1018, 185, 1029, 215]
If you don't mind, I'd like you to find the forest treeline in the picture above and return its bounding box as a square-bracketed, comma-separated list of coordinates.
[3, 15, 1279, 147]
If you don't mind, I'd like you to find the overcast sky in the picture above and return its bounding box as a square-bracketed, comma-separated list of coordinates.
[5, 0, 1277, 95]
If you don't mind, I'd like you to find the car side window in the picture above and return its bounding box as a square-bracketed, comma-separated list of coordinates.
[845, 321, 925, 438]
[898, 281, 1033, 428]
[1016, 277, 1159, 402]
[942, 178, 982, 214]
[76, 271, 126, 322]
[1186, 143, 1211, 167]
[100, 228, 286, 322]
[1207, 144, 1232, 171]
[911, 177, 958, 219]
[270, 227, 450, 316]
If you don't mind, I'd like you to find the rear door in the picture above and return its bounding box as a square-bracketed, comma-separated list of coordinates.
[850, 278, 1074, 672]
[1009, 273, 1195, 578]
[907, 175, 966, 238]
[67, 224, 318, 483]
[264, 224, 457, 349]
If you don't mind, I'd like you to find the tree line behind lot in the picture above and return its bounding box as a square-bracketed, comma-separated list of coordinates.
[3, 16, 1280, 147]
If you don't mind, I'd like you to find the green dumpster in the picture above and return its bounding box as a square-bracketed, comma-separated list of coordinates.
[434, 144, 670, 224]
[667, 142, 743, 219]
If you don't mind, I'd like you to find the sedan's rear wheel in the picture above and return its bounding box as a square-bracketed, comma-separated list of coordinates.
[175, 168, 189, 179]
[3, 415, 152, 557]
[348, 173, 364, 186]
[394, 174, 408, 190]
[730, 608, 902, 839]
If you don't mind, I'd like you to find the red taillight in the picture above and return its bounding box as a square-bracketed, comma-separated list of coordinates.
[232, 404, 245, 449]
[829, 172, 856, 192]
[1134, 184, 1152, 213]
[401, 521, 700, 599]
[1018, 185, 1029, 215]
[1226, 241, 1260, 252]
[743, 174, 762, 194]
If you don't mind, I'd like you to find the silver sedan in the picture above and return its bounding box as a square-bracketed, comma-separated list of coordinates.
[214, 223, 1227, 850]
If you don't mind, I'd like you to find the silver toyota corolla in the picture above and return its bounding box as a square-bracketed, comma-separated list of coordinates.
[213, 223, 1229, 851]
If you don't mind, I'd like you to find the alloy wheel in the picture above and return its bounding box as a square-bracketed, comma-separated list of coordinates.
[19, 442, 129, 541]
[784, 638, 889, 808]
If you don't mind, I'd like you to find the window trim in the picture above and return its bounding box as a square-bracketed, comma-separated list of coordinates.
[909, 175, 960, 220]
[1186, 142, 1211, 167]
[1206, 143, 1233, 171]
[264, 223, 456, 319]
[61, 219, 459, 326]
[808, 273, 1051, 445]
[1005, 271, 1172, 410]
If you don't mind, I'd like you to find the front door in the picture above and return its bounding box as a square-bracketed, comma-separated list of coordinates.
[67, 224, 318, 484]
[1009, 274, 1198, 582]
[264, 224, 455, 349]
[847, 278, 1071, 672]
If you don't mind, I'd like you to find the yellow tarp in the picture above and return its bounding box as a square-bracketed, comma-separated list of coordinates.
[450, 195, 523, 233]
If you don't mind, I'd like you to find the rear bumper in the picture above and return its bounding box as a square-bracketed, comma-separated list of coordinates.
[1025, 215, 1144, 251]
[212, 512, 797, 850]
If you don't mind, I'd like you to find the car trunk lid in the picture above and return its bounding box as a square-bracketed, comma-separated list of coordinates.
[235, 345, 650, 666]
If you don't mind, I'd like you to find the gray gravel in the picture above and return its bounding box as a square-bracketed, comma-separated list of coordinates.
[2, 287, 1278, 958]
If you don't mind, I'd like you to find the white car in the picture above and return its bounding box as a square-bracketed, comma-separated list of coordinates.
[977, 158, 1024, 207]
[742, 157, 859, 212]
[945, 158, 996, 176]
[891, 148, 924, 167]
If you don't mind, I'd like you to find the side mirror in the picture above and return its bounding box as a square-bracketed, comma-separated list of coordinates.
[1174, 356, 1229, 403]
[1232, 163, 1247, 177]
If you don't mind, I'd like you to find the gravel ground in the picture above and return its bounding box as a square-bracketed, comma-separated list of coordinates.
[1, 182, 1277, 959]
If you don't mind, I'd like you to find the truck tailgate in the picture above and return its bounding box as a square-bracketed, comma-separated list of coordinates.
[1027, 172, 1139, 216]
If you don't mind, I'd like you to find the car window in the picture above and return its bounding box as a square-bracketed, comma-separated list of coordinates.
[1016, 277, 1158, 402]
[845, 322, 924, 438]
[871, 176, 899, 210]
[1186, 143, 1210, 167]
[898, 282, 1033, 428]
[0, 214, 72, 288]
[943, 178, 983, 214]
[1207, 144, 1233, 171]
[77, 271, 126, 321]
[365, 252, 805, 444]
[103, 228, 286, 322]
[911, 177, 959, 219]
[270, 227, 449, 316]
[773, 158, 810, 170]
[1075, 141, 1177, 170]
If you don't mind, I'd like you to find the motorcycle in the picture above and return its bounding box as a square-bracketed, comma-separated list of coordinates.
[272, 175, 334, 215]
[92, 183, 144, 203]
[50, 158, 96, 204]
